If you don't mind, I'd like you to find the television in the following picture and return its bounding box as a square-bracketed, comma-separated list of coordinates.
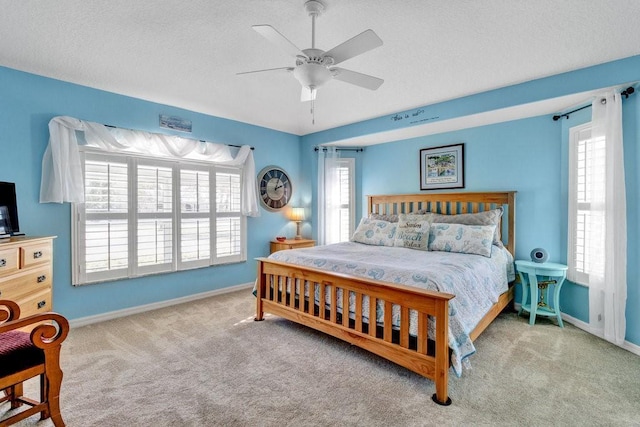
[0, 182, 20, 237]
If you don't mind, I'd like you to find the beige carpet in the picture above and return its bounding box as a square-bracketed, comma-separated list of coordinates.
[5, 288, 640, 426]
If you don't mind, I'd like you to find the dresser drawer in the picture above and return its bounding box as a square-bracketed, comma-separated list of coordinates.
[0, 246, 19, 277]
[270, 239, 316, 253]
[20, 241, 52, 268]
[16, 288, 52, 318]
[0, 265, 52, 301]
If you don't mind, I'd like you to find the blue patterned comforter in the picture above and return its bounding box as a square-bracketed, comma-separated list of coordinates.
[268, 242, 515, 376]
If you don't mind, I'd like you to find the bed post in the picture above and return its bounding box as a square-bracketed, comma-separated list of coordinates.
[255, 260, 265, 321]
[432, 298, 452, 406]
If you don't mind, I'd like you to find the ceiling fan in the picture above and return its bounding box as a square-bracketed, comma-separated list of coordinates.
[238, 0, 384, 107]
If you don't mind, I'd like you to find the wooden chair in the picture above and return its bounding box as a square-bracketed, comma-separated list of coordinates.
[0, 300, 69, 427]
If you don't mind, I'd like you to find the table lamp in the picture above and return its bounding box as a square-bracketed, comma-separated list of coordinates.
[290, 207, 305, 240]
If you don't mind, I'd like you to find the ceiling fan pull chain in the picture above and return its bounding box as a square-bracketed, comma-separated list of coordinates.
[311, 98, 315, 125]
[311, 12, 316, 49]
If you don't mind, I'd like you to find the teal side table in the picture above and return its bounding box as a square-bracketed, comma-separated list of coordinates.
[515, 260, 568, 327]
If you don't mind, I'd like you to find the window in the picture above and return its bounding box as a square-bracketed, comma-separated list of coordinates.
[73, 151, 246, 285]
[336, 158, 355, 242]
[568, 123, 605, 286]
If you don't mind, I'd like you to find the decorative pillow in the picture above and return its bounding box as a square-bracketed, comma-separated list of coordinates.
[369, 213, 399, 223]
[428, 223, 496, 257]
[393, 214, 430, 251]
[414, 207, 504, 247]
[351, 217, 397, 246]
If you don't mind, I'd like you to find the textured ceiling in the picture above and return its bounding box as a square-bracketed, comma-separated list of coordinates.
[2, 0, 640, 136]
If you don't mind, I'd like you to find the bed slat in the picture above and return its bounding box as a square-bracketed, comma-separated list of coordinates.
[330, 285, 338, 323]
[355, 292, 363, 332]
[400, 306, 409, 348]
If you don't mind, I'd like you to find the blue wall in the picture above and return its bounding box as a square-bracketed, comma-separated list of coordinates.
[302, 55, 640, 348]
[0, 66, 301, 320]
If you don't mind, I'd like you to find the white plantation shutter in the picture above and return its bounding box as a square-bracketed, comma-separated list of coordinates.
[77, 154, 129, 284]
[215, 169, 244, 262]
[337, 159, 355, 242]
[73, 151, 246, 285]
[568, 124, 606, 285]
[179, 168, 210, 267]
[136, 162, 173, 274]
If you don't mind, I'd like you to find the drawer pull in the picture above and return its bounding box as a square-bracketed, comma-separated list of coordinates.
[37, 275, 47, 283]
[0, 259, 5, 267]
[33, 251, 43, 259]
[37, 300, 47, 309]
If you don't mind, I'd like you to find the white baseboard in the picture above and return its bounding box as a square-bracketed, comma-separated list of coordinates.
[69, 282, 254, 328]
[514, 303, 640, 357]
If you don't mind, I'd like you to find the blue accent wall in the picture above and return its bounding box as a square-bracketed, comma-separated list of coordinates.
[302, 54, 640, 348]
[0, 66, 301, 320]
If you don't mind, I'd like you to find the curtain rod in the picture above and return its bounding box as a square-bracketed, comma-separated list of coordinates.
[314, 146, 364, 152]
[552, 86, 635, 121]
[103, 124, 255, 150]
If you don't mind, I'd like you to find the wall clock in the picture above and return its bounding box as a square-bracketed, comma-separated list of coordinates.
[257, 166, 293, 211]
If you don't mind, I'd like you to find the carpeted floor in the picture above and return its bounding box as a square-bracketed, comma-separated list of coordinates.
[5, 288, 640, 426]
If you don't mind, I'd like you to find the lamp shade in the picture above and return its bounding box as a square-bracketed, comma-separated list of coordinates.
[290, 207, 305, 222]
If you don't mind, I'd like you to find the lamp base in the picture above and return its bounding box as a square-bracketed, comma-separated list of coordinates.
[294, 221, 302, 240]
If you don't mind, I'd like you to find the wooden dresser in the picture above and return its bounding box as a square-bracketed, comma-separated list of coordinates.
[0, 236, 55, 319]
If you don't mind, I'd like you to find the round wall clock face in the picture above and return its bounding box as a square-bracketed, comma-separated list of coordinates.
[257, 166, 293, 211]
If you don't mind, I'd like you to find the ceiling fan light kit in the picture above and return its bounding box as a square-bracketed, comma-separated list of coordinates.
[239, 0, 384, 123]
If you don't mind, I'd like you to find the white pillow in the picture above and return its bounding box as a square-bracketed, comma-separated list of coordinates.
[351, 217, 397, 246]
[428, 223, 496, 257]
[394, 214, 430, 251]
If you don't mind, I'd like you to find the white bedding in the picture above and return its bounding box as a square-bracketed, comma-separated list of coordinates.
[268, 241, 515, 376]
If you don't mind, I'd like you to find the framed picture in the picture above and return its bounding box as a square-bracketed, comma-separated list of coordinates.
[419, 143, 465, 190]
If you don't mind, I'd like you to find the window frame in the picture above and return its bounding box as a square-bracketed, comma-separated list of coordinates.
[72, 148, 247, 285]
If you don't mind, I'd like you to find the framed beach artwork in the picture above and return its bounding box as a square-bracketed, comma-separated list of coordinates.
[419, 143, 465, 190]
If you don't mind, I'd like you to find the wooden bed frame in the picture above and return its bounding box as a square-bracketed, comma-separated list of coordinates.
[255, 191, 516, 405]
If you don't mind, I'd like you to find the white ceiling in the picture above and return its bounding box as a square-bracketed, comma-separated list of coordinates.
[2, 0, 640, 137]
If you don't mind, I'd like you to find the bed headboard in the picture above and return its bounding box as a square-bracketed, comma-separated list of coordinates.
[367, 191, 516, 256]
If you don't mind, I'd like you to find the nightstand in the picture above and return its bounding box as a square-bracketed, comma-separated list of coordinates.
[270, 238, 315, 254]
[515, 260, 568, 327]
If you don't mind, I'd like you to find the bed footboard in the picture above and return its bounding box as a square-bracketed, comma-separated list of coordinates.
[255, 257, 455, 405]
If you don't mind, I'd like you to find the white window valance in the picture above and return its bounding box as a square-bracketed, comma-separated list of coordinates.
[40, 116, 260, 217]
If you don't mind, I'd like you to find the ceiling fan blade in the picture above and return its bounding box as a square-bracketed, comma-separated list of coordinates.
[323, 29, 383, 65]
[252, 25, 306, 58]
[300, 87, 317, 102]
[237, 67, 294, 76]
[332, 68, 383, 90]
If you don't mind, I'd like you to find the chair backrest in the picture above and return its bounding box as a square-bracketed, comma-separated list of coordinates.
[0, 299, 69, 427]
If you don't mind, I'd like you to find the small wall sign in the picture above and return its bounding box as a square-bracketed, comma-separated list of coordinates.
[159, 115, 192, 133]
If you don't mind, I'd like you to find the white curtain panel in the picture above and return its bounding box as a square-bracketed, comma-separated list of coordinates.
[588, 91, 627, 345]
[316, 146, 341, 245]
[40, 116, 260, 217]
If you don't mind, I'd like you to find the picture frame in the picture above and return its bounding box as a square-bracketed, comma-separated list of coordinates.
[419, 143, 465, 190]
